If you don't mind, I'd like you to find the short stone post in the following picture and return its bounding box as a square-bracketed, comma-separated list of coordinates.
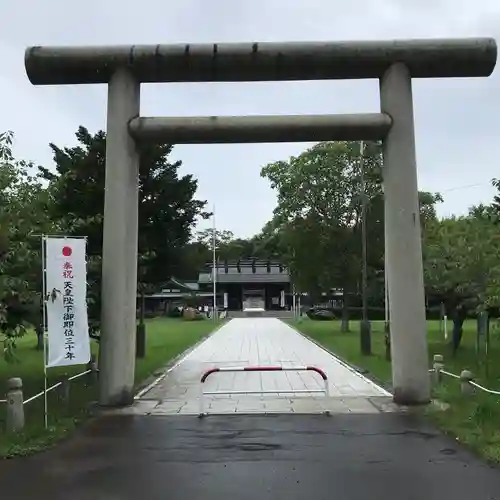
[6, 377, 25, 433]
[460, 370, 474, 395]
[88, 355, 99, 384]
[432, 354, 444, 385]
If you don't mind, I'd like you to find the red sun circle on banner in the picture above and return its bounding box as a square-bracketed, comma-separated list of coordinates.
[62, 246, 73, 257]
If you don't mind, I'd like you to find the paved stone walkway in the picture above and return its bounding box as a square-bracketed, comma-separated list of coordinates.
[118, 318, 394, 416]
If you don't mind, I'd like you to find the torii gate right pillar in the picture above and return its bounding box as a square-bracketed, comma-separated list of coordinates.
[380, 63, 430, 404]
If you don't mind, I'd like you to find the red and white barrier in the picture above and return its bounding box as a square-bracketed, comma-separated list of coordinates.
[199, 365, 329, 416]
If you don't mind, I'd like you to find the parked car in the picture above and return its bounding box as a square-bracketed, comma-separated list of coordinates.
[306, 307, 336, 321]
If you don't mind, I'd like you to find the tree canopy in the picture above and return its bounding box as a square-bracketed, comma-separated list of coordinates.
[38, 126, 208, 334]
[0, 132, 56, 358]
[260, 141, 383, 298]
[423, 205, 500, 313]
[259, 141, 443, 302]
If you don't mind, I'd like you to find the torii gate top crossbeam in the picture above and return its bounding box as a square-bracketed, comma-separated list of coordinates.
[25, 37, 496, 85]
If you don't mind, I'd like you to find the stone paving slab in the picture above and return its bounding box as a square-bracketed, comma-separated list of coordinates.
[132, 318, 392, 415]
[114, 396, 398, 416]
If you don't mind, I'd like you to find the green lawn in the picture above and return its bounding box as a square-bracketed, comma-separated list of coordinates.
[0, 317, 220, 458]
[289, 318, 500, 463]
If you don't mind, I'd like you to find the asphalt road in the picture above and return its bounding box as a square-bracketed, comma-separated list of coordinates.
[1, 413, 500, 499]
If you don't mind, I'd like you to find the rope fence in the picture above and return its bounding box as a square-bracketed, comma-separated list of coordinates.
[1, 360, 98, 433]
[430, 354, 500, 396]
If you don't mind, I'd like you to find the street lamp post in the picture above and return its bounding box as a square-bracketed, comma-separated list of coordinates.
[360, 141, 372, 355]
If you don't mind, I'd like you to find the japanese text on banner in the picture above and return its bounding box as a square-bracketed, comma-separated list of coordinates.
[45, 238, 90, 368]
[62, 259, 76, 360]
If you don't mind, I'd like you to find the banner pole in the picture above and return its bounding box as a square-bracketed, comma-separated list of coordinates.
[43, 338, 48, 429]
[41, 235, 48, 429]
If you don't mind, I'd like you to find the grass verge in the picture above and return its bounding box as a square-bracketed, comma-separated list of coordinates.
[0, 317, 221, 458]
[289, 317, 500, 463]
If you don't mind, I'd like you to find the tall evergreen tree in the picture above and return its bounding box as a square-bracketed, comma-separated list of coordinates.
[39, 126, 208, 334]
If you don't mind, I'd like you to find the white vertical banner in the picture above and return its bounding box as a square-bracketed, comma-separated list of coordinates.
[223, 292, 228, 309]
[45, 237, 91, 368]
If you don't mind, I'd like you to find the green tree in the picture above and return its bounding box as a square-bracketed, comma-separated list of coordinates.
[261, 141, 444, 330]
[424, 210, 500, 311]
[219, 238, 259, 261]
[0, 131, 55, 358]
[195, 228, 234, 252]
[39, 126, 208, 335]
[251, 220, 287, 260]
[179, 229, 236, 280]
[179, 228, 275, 281]
[423, 208, 500, 351]
[179, 241, 212, 280]
[491, 178, 500, 216]
[261, 141, 384, 330]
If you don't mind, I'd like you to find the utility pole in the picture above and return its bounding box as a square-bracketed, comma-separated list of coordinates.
[212, 204, 217, 321]
[360, 141, 372, 355]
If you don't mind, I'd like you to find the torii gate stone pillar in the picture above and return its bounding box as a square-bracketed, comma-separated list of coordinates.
[24, 37, 497, 406]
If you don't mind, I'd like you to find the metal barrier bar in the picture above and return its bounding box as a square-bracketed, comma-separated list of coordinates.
[202, 390, 327, 395]
[199, 365, 329, 416]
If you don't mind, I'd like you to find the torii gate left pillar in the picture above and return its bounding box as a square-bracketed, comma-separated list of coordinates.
[100, 69, 140, 405]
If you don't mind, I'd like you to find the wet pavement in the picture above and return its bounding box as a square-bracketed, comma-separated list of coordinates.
[2, 413, 500, 499]
[124, 318, 393, 415]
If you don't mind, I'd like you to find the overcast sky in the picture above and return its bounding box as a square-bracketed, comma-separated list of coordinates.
[1, 0, 499, 238]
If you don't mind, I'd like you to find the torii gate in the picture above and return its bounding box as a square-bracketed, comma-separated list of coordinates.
[24, 37, 497, 407]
